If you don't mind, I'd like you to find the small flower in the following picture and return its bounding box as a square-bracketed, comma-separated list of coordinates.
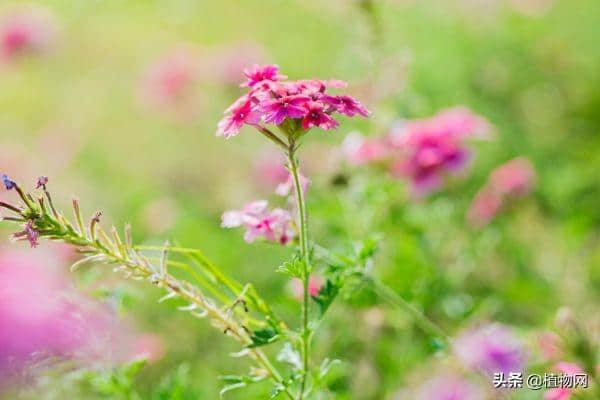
[275, 171, 310, 197]
[36, 176, 48, 189]
[2, 174, 16, 190]
[217, 98, 262, 138]
[13, 220, 39, 248]
[241, 64, 286, 88]
[333, 95, 370, 117]
[261, 95, 310, 125]
[221, 200, 295, 245]
[454, 323, 526, 376]
[301, 101, 339, 131]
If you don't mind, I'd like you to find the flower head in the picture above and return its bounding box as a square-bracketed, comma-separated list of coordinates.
[544, 362, 584, 400]
[36, 176, 48, 189]
[454, 323, 526, 376]
[291, 275, 323, 300]
[217, 65, 369, 139]
[2, 174, 16, 190]
[221, 200, 295, 245]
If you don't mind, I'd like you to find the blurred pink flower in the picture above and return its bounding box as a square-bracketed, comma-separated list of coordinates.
[387, 107, 490, 196]
[454, 323, 526, 376]
[129, 333, 165, 363]
[275, 171, 310, 197]
[291, 275, 324, 300]
[221, 200, 295, 245]
[0, 250, 118, 377]
[488, 157, 536, 197]
[415, 374, 482, 400]
[342, 132, 390, 165]
[537, 331, 563, 361]
[467, 157, 536, 227]
[254, 152, 289, 188]
[466, 187, 502, 228]
[139, 47, 199, 109]
[0, 5, 56, 61]
[544, 362, 584, 400]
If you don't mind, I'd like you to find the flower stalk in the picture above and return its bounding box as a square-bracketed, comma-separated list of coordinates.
[287, 142, 311, 399]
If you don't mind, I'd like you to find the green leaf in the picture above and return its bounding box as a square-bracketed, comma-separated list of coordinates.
[247, 328, 280, 348]
[318, 358, 341, 380]
[218, 374, 266, 399]
[276, 256, 304, 278]
[311, 279, 340, 316]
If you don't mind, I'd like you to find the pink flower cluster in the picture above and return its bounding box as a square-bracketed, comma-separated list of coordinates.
[544, 362, 584, 400]
[454, 323, 526, 376]
[467, 157, 536, 227]
[221, 200, 295, 245]
[0, 5, 56, 61]
[217, 64, 370, 138]
[342, 107, 491, 196]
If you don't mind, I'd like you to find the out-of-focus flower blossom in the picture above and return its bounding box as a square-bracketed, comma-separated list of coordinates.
[414, 374, 482, 400]
[0, 251, 121, 377]
[254, 151, 289, 188]
[217, 64, 369, 138]
[221, 200, 295, 245]
[139, 47, 200, 114]
[35, 176, 48, 189]
[342, 132, 390, 165]
[537, 332, 563, 361]
[291, 275, 324, 300]
[454, 323, 526, 376]
[275, 171, 310, 197]
[488, 157, 536, 197]
[130, 333, 165, 363]
[543, 362, 584, 400]
[467, 157, 536, 227]
[0, 5, 56, 61]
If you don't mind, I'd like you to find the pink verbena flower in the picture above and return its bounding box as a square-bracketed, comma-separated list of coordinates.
[415, 374, 482, 400]
[275, 171, 310, 197]
[216, 65, 369, 138]
[221, 200, 295, 245]
[0, 5, 56, 60]
[467, 157, 536, 227]
[342, 132, 390, 165]
[241, 64, 286, 88]
[301, 101, 339, 130]
[262, 95, 310, 125]
[217, 98, 262, 138]
[454, 323, 526, 376]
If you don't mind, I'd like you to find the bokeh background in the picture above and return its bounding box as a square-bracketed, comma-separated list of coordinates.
[1, 0, 599, 398]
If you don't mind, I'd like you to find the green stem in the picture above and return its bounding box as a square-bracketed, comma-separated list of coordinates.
[368, 278, 450, 347]
[288, 145, 310, 400]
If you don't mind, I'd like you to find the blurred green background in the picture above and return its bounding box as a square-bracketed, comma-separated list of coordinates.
[1, 0, 599, 398]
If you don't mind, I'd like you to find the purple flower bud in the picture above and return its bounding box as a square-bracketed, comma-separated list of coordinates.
[2, 174, 16, 190]
[13, 220, 40, 248]
[36, 176, 48, 189]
